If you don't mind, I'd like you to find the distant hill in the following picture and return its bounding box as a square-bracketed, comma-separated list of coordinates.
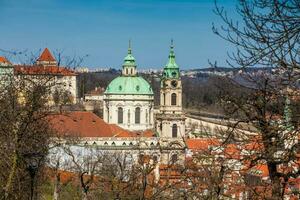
[183, 66, 273, 73]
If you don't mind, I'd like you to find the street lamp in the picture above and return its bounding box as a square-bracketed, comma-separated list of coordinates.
[23, 153, 43, 200]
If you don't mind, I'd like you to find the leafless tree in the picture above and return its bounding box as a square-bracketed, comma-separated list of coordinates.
[213, 0, 300, 198]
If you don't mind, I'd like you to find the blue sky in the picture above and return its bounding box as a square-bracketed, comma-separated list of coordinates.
[0, 0, 239, 69]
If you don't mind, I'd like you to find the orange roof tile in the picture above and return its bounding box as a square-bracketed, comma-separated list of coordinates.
[185, 138, 220, 151]
[48, 111, 152, 138]
[0, 56, 12, 65]
[251, 164, 269, 177]
[37, 48, 56, 62]
[244, 141, 264, 151]
[224, 144, 240, 159]
[14, 65, 76, 76]
[48, 111, 114, 137]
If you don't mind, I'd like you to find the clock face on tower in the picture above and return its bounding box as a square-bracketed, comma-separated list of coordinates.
[171, 80, 177, 88]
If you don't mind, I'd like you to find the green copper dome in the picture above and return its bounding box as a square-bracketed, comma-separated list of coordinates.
[105, 76, 153, 95]
[105, 41, 153, 95]
[162, 40, 180, 79]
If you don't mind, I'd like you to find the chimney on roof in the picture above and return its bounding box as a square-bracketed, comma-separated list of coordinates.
[36, 48, 57, 67]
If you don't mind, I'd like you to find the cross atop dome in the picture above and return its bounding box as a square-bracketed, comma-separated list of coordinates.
[36, 48, 57, 67]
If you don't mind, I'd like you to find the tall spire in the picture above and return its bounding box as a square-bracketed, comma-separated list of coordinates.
[122, 40, 137, 76]
[166, 39, 178, 69]
[169, 39, 174, 57]
[162, 40, 180, 79]
[128, 39, 132, 55]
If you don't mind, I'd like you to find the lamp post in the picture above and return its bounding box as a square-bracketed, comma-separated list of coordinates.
[24, 153, 43, 200]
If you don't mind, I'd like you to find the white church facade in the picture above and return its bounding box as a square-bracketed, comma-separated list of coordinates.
[103, 42, 155, 131]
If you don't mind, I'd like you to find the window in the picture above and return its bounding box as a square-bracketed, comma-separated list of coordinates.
[153, 155, 158, 163]
[131, 68, 133, 74]
[172, 124, 177, 138]
[127, 110, 130, 124]
[139, 154, 145, 164]
[163, 93, 166, 105]
[171, 71, 177, 78]
[135, 107, 141, 124]
[171, 93, 177, 105]
[118, 107, 123, 124]
[171, 154, 178, 163]
[126, 68, 128, 74]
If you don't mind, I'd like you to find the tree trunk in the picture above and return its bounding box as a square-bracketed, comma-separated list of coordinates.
[268, 163, 282, 200]
[53, 172, 60, 200]
[4, 151, 18, 199]
[82, 191, 88, 200]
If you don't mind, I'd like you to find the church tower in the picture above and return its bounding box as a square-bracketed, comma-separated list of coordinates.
[156, 40, 185, 138]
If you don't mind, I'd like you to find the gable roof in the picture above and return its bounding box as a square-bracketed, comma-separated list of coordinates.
[0, 56, 12, 65]
[37, 48, 56, 62]
[48, 111, 154, 138]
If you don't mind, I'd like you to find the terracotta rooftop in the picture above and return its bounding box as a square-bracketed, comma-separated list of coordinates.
[37, 48, 56, 62]
[48, 111, 154, 138]
[0, 56, 12, 65]
[185, 138, 220, 151]
[14, 65, 76, 76]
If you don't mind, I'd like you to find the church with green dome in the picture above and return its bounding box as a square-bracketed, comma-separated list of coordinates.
[104, 40, 185, 137]
[103, 42, 154, 131]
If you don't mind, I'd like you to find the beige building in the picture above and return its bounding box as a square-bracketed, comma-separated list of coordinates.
[156, 41, 186, 138]
[14, 48, 78, 104]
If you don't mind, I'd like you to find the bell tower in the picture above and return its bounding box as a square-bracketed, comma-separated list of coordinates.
[156, 40, 185, 138]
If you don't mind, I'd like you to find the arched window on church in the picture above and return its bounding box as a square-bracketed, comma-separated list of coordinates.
[135, 107, 140, 124]
[171, 154, 178, 163]
[118, 107, 123, 124]
[163, 93, 166, 105]
[171, 93, 177, 105]
[131, 68, 133, 74]
[172, 124, 177, 138]
[126, 68, 128, 75]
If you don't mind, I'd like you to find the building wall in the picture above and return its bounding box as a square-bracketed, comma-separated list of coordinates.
[55, 75, 77, 104]
[159, 79, 183, 113]
[16, 74, 78, 105]
[157, 118, 186, 138]
[157, 78, 186, 138]
[104, 94, 154, 131]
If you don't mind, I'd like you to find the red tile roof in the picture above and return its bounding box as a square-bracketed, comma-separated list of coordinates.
[48, 111, 153, 138]
[37, 48, 56, 62]
[0, 56, 12, 65]
[224, 143, 240, 159]
[14, 65, 76, 76]
[185, 138, 220, 151]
